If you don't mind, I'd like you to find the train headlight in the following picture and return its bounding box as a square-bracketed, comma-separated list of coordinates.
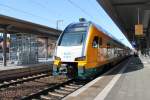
[53, 65, 59, 76]
[54, 56, 61, 60]
[75, 56, 86, 61]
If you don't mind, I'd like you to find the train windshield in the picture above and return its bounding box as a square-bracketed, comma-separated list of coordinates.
[58, 23, 88, 46]
[59, 32, 86, 46]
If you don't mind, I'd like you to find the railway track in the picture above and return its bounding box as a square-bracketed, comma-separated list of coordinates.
[0, 72, 50, 90]
[0, 59, 129, 99]
[0, 74, 69, 99]
[21, 79, 87, 100]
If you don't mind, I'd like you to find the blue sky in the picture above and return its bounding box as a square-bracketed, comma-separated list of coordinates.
[0, 0, 133, 49]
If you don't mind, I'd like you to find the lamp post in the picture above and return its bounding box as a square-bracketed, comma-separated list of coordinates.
[56, 20, 63, 30]
[3, 33, 7, 66]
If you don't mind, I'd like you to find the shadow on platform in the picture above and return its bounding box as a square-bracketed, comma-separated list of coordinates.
[123, 56, 144, 73]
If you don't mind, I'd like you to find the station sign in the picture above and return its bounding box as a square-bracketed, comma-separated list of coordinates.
[135, 24, 143, 36]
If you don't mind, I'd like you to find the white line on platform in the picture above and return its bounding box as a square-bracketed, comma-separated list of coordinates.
[63, 59, 129, 100]
[94, 59, 131, 100]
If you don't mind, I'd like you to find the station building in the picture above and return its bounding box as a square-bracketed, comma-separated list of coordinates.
[0, 14, 61, 66]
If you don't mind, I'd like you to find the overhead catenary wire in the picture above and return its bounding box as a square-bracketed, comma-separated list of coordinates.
[67, 0, 95, 20]
[88, 0, 106, 19]
[0, 3, 56, 23]
[68, 0, 132, 49]
[29, 0, 63, 17]
[29, 0, 64, 29]
[67, 0, 107, 30]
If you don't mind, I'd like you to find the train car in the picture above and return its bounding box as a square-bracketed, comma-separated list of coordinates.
[53, 21, 130, 79]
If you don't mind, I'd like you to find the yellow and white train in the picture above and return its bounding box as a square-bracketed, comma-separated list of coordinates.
[53, 21, 130, 79]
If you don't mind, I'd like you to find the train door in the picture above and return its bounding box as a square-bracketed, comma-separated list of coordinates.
[92, 36, 99, 63]
[98, 37, 102, 62]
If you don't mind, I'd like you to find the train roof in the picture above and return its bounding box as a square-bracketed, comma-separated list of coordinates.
[90, 22, 129, 49]
[67, 21, 129, 49]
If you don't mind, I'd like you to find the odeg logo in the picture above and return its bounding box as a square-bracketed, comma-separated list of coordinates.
[63, 52, 71, 59]
[64, 52, 71, 55]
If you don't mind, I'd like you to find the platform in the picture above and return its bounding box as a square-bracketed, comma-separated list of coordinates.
[0, 57, 53, 71]
[64, 56, 150, 100]
[0, 62, 52, 71]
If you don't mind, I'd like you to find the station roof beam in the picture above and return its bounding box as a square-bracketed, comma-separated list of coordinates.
[0, 14, 62, 37]
[97, 0, 150, 41]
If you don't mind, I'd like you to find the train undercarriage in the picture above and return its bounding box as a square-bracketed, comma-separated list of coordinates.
[53, 62, 112, 80]
[53, 62, 78, 79]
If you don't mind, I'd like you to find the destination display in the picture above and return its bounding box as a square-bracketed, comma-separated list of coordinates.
[65, 27, 87, 32]
[64, 23, 89, 32]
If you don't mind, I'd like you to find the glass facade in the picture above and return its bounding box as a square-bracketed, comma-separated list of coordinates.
[10, 33, 38, 65]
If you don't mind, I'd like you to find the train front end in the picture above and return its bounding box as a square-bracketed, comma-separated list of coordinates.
[53, 22, 89, 79]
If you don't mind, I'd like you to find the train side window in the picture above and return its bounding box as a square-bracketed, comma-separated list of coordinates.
[99, 37, 102, 46]
[107, 43, 110, 48]
[92, 36, 98, 48]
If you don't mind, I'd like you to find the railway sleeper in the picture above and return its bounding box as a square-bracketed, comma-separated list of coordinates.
[3, 81, 9, 84]
[10, 80, 17, 82]
[69, 83, 83, 87]
[60, 87, 75, 91]
[48, 92, 65, 98]
[40, 95, 54, 100]
[0, 83, 3, 86]
[0, 73, 49, 89]
[41, 95, 62, 100]
[65, 85, 79, 89]
[54, 89, 70, 94]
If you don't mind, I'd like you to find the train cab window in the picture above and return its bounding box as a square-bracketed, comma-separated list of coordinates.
[92, 36, 99, 48]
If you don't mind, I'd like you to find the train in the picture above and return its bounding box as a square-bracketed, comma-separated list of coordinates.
[53, 20, 131, 79]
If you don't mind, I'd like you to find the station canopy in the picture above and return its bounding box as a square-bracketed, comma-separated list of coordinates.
[0, 14, 61, 37]
[97, 0, 150, 41]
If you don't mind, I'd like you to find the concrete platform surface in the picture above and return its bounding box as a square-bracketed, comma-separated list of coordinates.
[0, 57, 53, 71]
[0, 62, 52, 71]
[64, 56, 149, 100]
[0, 61, 52, 71]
